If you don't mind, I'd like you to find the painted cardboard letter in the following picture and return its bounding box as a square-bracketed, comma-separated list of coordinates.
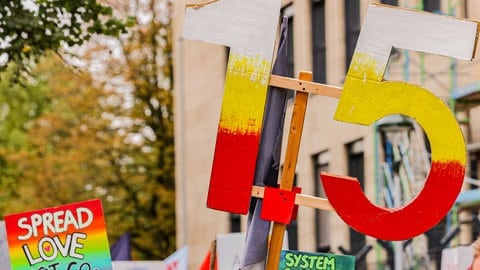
[183, 0, 281, 214]
[321, 4, 478, 240]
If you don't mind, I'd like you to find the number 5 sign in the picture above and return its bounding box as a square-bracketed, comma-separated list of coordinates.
[321, 4, 478, 240]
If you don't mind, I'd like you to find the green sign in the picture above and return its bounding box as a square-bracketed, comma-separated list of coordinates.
[279, 250, 355, 270]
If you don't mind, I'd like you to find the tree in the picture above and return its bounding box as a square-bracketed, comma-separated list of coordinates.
[0, 62, 51, 214]
[3, 55, 108, 210]
[78, 0, 175, 258]
[4, 49, 174, 259]
[0, 0, 175, 259]
[99, 0, 175, 259]
[0, 0, 131, 78]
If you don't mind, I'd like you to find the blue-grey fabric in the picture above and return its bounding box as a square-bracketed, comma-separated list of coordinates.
[110, 232, 132, 260]
[240, 17, 289, 270]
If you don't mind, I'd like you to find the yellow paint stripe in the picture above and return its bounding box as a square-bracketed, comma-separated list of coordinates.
[219, 53, 272, 134]
[336, 52, 466, 164]
[347, 52, 384, 82]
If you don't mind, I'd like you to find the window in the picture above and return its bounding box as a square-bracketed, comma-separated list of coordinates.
[281, 5, 295, 78]
[344, 0, 361, 70]
[381, 0, 398, 6]
[312, 0, 327, 83]
[225, 48, 230, 69]
[230, 214, 241, 232]
[347, 140, 367, 269]
[313, 151, 330, 252]
[423, 0, 440, 13]
[286, 173, 298, 250]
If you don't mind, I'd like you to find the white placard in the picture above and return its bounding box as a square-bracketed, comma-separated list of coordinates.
[112, 261, 164, 270]
[441, 246, 474, 270]
[216, 232, 288, 270]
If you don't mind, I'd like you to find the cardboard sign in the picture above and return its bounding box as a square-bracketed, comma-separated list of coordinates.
[111, 261, 164, 270]
[164, 246, 188, 270]
[183, 0, 282, 214]
[5, 199, 112, 270]
[279, 250, 354, 270]
[321, 3, 478, 241]
[441, 246, 474, 270]
[216, 233, 245, 270]
[215, 232, 288, 270]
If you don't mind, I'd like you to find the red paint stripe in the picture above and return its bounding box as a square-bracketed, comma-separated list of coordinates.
[207, 128, 261, 214]
[321, 161, 465, 240]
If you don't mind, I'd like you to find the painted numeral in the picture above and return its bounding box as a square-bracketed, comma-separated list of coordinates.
[183, 0, 281, 214]
[321, 4, 478, 240]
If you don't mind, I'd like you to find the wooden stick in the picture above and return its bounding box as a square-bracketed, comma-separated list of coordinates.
[269, 74, 342, 98]
[266, 71, 312, 270]
[251, 186, 333, 211]
[209, 240, 216, 270]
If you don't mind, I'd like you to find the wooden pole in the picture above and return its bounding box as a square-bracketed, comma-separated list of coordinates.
[269, 74, 341, 98]
[266, 71, 312, 270]
[209, 240, 216, 270]
[251, 186, 333, 211]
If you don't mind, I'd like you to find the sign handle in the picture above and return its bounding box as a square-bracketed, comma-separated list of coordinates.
[251, 186, 333, 211]
[266, 71, 312, 270]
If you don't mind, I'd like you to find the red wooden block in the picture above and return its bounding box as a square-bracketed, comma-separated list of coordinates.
[291, 186, 302, 221]
[261, 187, 296, 224]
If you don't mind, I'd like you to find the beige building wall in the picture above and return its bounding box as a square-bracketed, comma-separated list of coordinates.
[173, 0, 480, 268]
[173, 1, 228, 267]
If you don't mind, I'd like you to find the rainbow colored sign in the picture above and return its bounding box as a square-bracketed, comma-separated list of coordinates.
[4, 199, 112, 270]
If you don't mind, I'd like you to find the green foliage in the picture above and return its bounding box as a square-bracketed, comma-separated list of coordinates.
[106, 0, 175, 258]
[0, 63, 51, 213]
[0, 0, 132, 78]
[0, 66, 49, 150]
[1, 49, 175, 259]
[0, 0, 175, 260]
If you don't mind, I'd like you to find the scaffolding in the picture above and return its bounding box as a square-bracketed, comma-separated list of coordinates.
[371, 2, 480, 268]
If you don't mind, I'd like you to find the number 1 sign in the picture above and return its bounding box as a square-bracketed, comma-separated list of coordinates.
[183, 0, 282, 214]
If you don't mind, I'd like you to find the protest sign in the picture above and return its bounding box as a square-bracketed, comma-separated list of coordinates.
[279, 250, 354, 270]
[5, 199, 112, 270]
[164, 246, 188, 270]
[111, 261, 164, 270]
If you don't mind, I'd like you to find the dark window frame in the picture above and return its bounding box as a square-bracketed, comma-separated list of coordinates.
[312, 0, 327, 83]
[423, 0, 441, 13]
[346, 140, 367, 269]
[281, 4, 295, 79]
[312, 151, 330, 253]
[229, 214, 241, 233]
[381, 0, 398, 6]
[344, 0, 361, 71]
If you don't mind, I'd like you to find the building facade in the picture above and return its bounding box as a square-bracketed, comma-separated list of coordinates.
[173, 0, 480, 268]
